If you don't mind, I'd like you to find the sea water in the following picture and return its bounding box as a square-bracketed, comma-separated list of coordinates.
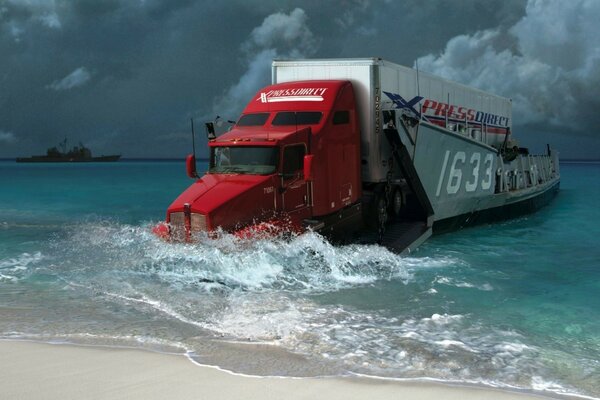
[0, 160, 598, 398]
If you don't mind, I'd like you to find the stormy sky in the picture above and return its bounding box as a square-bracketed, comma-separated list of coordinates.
[1, 0, 599, 159]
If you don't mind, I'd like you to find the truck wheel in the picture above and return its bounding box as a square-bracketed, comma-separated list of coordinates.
[390, 187, 404, 219]
[376, 193, 388, 227]
[364, 189, 388, 230]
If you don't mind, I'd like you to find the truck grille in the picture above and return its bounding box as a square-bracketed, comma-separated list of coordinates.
[169, 211, 185, 227]
[191, 213, 208, 231]
[169, 211, 208, 235]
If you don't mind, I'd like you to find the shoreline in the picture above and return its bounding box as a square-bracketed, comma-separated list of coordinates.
[0, 340, 581, 400]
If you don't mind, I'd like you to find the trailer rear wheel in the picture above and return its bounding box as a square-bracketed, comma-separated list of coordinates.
[390, 187, 404, 219]
[376, 195, 388, 228]
[364, 188, 388, 230]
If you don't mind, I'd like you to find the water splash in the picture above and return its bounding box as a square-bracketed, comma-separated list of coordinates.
[52, 221, 414, 293]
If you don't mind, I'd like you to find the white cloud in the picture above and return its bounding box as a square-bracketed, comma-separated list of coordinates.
[211, 8, 318, 121]
[47, 67, 92, 91]
[333, 0, 370, 30]
[416, 0, 600, 131]
[245, 8, 315, 55]
[39, 13, 61, 29]
[0, 130, 16, 143]
[8, 22, 24, 42]
[3, 1, 61, 40]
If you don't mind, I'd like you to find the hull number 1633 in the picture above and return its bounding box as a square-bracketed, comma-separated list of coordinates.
[436, 150, 494, 197]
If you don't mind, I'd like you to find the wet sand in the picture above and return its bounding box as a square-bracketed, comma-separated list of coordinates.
[0, 340, 560, 400]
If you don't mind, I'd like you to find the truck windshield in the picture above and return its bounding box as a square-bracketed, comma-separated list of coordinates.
[237, 113, 270, 126]
[210, 146, 279, 175]
[272, 111, 322, 125]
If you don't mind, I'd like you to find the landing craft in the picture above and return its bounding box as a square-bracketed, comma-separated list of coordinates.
[155, 58, 560, 253]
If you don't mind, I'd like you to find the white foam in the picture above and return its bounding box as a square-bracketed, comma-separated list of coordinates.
[0, 251, 43, 281]
[0, 251, 43, 269]
[0, 273, 17, 282]
[435, 339, 477, 352]
[434, 276, 494, 291]
[206, 293, 306, 341]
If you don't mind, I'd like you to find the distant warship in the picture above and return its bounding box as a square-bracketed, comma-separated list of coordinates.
[16, 139, 120, 163]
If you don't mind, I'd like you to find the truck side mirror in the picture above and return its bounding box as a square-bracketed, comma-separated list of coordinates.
[303, 155, 314, 182]
[186, 154, 198, 179]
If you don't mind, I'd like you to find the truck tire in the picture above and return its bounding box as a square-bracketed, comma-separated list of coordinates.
[376, 195, 388, 228]
[364, 187, 388, 230]
[389, 187, 404, 220]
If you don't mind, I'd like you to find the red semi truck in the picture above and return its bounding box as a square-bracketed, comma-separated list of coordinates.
[163, 78, 368, 241]
[157, 59, 559, 252]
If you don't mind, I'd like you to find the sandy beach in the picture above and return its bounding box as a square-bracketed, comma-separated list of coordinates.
[0, 340, 562, 400]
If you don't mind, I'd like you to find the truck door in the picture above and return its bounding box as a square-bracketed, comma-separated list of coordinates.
[281, 144, 309, 214]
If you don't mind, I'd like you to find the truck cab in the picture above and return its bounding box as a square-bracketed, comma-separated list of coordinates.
[164, 80, 362, 239]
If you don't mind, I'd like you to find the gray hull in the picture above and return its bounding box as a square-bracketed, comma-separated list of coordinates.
[410, 121, 559, 223]
[370, 120, 560, 253]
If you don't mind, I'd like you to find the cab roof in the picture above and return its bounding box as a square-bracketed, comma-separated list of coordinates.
[243, 80, 350, 113]
[209, 80, 351, 146]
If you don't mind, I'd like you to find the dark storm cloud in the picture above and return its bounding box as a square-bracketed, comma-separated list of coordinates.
[0, 0, 597, 159]
[1, 0, 264, 157]
[0, 130, 16, 143]
[417, 0, 600, 155]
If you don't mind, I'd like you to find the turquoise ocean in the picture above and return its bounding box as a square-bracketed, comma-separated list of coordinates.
[1, 160, 598, 398]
